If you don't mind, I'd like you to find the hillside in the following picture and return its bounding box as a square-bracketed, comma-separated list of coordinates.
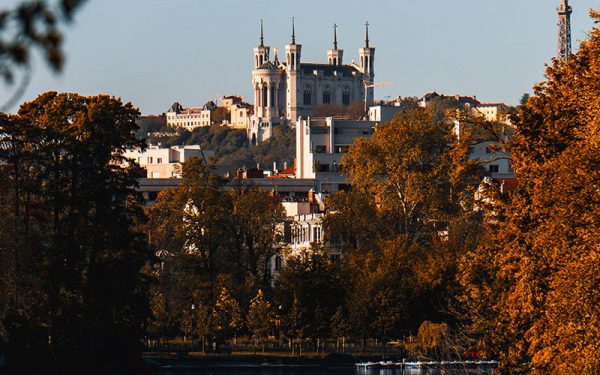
[136, 116, 295, 171]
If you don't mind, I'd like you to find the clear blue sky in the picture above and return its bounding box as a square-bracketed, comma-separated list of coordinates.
[3, 0, 599, 114]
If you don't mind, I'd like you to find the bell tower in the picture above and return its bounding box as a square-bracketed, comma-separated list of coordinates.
[327, 23, 344, 66]
[359, 22, 375, 77]
[359, 22, 375, 107]
[253, 19, 270, 68]
[285, 18, 301, 71]
[557, 0, 572, 61]
[285, 17, 302, 121]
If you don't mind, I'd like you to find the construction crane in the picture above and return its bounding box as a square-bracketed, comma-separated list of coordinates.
[365, 81, 397, 88]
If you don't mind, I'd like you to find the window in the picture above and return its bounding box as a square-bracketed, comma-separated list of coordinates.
[314, 145, 326, 153]
[274, 256, 282, 271]
[336, 145, 350, 153]
[270, 87, 275, 107]
[156, 158, 162, 164]
[151, 171, 160, 178]
[303, 85, 312, 106]
[323, 86, 331, 104]
[342, 89, 350, 106]
[147, 157, 153, 164]
[489, 164, 499, 173]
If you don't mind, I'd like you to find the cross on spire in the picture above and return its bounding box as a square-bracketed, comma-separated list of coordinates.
[333, 23, 338, 50]
[365, 21, 370, 48]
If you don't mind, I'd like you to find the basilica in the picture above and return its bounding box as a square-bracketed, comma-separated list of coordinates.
[248, 20, 375, 143]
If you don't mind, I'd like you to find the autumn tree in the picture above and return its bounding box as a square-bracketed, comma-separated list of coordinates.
[211, 287, 243, 344]
[0, 1, 86, 110]
[322, 189, 382, 252]
[146, 157, 285, 342]
[246, 289, 274, 344]
[336, 107, 485, 346]
[459, 11, 600, 374]
[274, 246, 346, 351]
[0, 92, 152, 371]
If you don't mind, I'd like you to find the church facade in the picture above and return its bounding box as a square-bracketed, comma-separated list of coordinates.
[248, 20, 375, 143]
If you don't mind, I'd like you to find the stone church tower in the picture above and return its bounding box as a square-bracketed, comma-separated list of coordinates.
[248, 20, 375, 144]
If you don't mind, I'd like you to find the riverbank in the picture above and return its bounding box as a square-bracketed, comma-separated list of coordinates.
[142, 352, 391, 371]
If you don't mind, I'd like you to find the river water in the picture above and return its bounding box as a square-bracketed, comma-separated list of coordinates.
[147, 367, 495, 375]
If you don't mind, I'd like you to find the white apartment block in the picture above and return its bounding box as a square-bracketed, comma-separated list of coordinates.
[473, 103, 510, 122]
[295, 116, 376, 192]
[469, 141, 514, 179]
[123, 145, 215, 179]
[368, 104, 404, 123]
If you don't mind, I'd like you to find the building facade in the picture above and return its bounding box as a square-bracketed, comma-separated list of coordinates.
[295, 116, 376, 192]
[123, 145, 214, 179]
[248, 20, 375, 144]
[165, 101, 216, 130]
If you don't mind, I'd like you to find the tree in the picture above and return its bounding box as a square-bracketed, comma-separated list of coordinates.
[246, 289, 273, 344]
[0, 92, 152, 370]
[211, 287, 242, 344]
[322, 189, 382, 252]
[274, 246, 346, 350]
[211, 106, 230, 125]
[0, 1, 86, 110]
[342, 108, 482, 241]
[460, 11, 600, 374]
[337, 107, 486, 349]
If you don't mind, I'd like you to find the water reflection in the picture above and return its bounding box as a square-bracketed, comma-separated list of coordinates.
[149, 367, 494, 375]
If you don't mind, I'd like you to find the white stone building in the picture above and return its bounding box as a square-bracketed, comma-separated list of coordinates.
[295, 116, 376, 192]
[473, 102, 510, 123]
[230, 102, 253, 130]
[368, 104, 404, 123]
[123, 145, 215, 179]
[165, 101, 216, 130]
[469, 141, 514, 180]
[248, 20, 376, 144]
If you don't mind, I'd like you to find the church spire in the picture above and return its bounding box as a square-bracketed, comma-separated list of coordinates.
[333, 23, 338, 50]
[365, 21, 370, 48]
[260, 19, 264, 47]
[291, 17, 296, 44]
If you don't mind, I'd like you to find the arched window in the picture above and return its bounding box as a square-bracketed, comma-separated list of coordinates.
[270, 86, 275, 107]
[262, 85, 268, 108]
[303, 84, 312, 106]
[291, 52, 295, 69]
[323, 85, 331, 104]
[342, 86, 350, 106]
